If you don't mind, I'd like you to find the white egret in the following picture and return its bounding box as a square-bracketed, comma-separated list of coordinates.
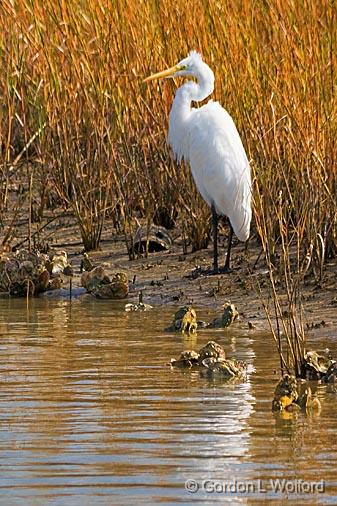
[144, 51, 251, 273]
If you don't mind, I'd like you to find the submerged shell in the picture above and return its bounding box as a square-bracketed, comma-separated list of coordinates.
[301, 350, 334, 380]
[170, 350, 200, 368]
[202, 357, 247, 378]
[198, 341, 226, 362]
[170, 306, 197, 333]
[207, 302, 239, 328]
[322, 362, 337, 383]
[221, 303, 239, 327]
[297, 386, 321, 413]
[272, 375, 298, 411]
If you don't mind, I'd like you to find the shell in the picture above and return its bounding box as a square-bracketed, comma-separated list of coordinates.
[297, 386, 321, 413]
[301, 350, 334, 380]
[125, 302, 153, 312]
[51, 251, 70, 275]
[207, 302, 239, 328]
[221, 302, 239, 327]
[272, 375, 298, 411]
[171, 306, 197, 333]
[36, 269, 50, 292]
[81, 252, 94, 272]
[169, 340, 246, 379]
[49, 277, 63, 290]
[198, 341, 226, 361]
[81, 266, 128, 299]
[0, 249, 64, 296]
[202, 357, 246, 378]
[81, 266, 111, 292]
[170, 350, 200, 368]
[132, 225, 173, 255]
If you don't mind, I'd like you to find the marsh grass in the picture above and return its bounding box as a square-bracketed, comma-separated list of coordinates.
[0, 0, 336, 347]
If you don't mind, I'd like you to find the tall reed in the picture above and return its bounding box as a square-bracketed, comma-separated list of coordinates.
[0, 0, 336, 266]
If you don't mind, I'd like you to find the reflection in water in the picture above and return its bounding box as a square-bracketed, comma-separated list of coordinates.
[0, 297, 336, 505]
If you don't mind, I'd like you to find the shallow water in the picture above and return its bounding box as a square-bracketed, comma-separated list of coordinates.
[0, 296, 336, 506]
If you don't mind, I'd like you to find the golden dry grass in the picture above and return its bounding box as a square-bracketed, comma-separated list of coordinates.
[0, 0, 336, 263]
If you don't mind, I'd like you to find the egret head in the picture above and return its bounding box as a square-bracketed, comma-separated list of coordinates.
[173, 51, 205, 77]
[144, 51, 205, 82]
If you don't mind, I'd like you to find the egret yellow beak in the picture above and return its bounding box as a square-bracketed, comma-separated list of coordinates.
[143, 65, 180, 82]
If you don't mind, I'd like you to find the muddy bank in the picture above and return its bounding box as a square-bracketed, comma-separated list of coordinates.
[3, 213, 337, 338]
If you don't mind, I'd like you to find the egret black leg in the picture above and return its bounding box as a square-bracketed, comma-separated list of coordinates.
[211, 203, 219, 273]
[224, 223, 233, 272]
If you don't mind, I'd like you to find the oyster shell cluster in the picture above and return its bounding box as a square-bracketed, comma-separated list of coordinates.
[170, 340, 247, 380]
[81, 266, 128, 299]
[168, 303, 239, 334]
[0, 249, 71, 296]
[300, 350, 336, 382]
[168, 306, 198, 333]
[272, 374, 299, 411]
[207, 302, 239, 328]
[272, 374, 321, 414]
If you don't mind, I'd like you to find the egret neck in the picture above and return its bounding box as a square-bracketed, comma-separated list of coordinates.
[168, 65, 215, 163]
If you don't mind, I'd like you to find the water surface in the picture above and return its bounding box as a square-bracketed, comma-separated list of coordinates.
[0, 296, 336, 505]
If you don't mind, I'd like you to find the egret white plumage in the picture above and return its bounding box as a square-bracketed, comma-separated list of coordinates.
[144, 51, 251, 273]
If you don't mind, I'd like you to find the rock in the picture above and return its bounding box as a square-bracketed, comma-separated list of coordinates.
[40, 287, 86, 299]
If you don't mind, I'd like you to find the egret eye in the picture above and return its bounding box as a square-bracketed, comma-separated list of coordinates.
[178, 64, 188, 71]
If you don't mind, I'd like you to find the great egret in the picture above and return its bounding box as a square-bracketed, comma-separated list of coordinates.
[144, 51, 251, 273]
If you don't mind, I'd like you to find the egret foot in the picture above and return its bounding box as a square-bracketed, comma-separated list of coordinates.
[220, 265, 232, 274]
[200, 265, 232, 276]
[187, 266, 219, 278]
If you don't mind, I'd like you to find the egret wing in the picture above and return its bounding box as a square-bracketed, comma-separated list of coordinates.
[187, 101, 251, 241]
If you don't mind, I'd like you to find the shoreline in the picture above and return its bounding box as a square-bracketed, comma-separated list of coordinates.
[2, 212, 337, 341]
